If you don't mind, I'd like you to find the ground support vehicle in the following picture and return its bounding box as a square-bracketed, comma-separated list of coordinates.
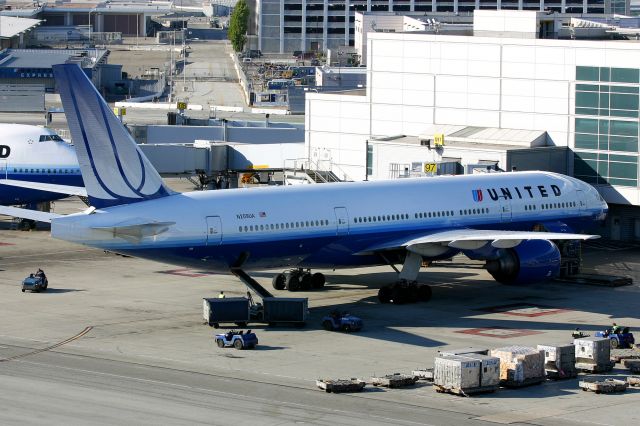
[580, 378, 628, 394]
[316, 379, 366, 393]
[321, 311, 363, 332]
[214, 330, 258, 350]
[595, 328, 635, 349]
[22, 274, 47, 293]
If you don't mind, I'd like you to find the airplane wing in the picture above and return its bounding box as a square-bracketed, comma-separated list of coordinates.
[0, 205, 62, 223]
[357, 229, 599, 256]
[0, 179, 87, 197]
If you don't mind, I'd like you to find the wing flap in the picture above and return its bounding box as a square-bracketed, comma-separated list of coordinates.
[358, 229, 599, 255]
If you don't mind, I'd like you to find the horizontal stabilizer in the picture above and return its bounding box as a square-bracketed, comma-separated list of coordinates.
[91, 220, 175, 243]
[0, 179, 87, 197]
[0, 205, 62, 223]
[358, 229, 599, 255]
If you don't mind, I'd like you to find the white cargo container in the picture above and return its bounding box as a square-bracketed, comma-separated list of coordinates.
[433, 354, 499, 395]
[538, 344, 577, 379]
[574, 337, 614, 372]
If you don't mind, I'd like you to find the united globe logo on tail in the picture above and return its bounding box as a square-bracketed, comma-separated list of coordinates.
[472, 189, 483, 202]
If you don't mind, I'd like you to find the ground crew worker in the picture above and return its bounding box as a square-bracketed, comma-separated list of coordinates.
[612, 322, 622, 334]
[218, 291, 225, 299]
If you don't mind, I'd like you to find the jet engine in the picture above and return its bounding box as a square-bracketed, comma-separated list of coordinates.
[485, 240, 561, 285]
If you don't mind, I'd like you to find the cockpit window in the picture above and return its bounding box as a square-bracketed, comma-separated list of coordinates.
[39, 134, 64, 142]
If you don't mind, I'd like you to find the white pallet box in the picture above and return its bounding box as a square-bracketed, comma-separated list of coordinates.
[537, 344, 577, 379]
[574, 337, 610, 363]
[433, 354, 499, 395]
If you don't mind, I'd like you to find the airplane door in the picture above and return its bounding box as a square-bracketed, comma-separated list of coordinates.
[206, 216, 222, 245]
[500, 198, 512, 223]
[334, 207, 349, 235]
[576, 189, 586, 211]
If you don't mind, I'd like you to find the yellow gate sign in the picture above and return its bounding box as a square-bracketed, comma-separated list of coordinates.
[424, 163, 437, 173]
[177, 101, 187, 110]
[434, 133, 445, 146]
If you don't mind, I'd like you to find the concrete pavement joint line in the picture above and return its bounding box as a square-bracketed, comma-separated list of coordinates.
[15, 359, 433, 426]
[0, 327, 92, 363]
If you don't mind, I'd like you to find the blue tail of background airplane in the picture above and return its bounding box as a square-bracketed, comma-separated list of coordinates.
[53, 64, 173, 209]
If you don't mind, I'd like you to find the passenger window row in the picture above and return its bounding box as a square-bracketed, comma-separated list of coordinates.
[541, 201, 576, 210]
[12, 168, 79, 174]
[238, 219, 329, 233]
[353, 213, 410, 224]
[458, 208, 488, 216]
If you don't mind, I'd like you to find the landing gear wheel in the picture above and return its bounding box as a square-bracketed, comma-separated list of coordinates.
[311, 273, 325, 289]
[233, 339, 244, 350]
[418, 285, 432, 302]
[286, 273, 300, 291]
[300, 273, 312, 290]
[391, 287, 408, 305]
[272, 273, 286, 290]
[378, 286, 392, 304]
[216, 339, 224, 348]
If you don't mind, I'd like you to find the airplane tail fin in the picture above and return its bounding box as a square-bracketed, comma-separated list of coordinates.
[53, 64, 173, 209]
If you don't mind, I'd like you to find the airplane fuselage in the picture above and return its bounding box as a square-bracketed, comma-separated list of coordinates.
[52, 171, 608, 272]
[0, 124, 83, 205]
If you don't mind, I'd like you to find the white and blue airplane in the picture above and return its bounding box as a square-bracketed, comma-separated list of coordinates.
[0, 123, 85, 207]
[0, 64, 609, 303]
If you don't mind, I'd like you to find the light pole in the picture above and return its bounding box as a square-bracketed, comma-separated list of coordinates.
[88, 8, 96, 46]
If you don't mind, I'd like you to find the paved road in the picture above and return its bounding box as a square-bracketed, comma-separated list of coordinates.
[0, 347, 483, 426]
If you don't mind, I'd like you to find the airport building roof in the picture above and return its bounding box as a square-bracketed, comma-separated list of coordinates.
[0, 16, 41, 39]
[0, 48, 109, 69]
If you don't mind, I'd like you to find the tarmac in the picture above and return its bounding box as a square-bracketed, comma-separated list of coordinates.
[1, 185, 639, 425]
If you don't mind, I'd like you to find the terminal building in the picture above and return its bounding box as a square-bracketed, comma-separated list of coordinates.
[305, 10, 640, 240]
[246, 0, 631, 53]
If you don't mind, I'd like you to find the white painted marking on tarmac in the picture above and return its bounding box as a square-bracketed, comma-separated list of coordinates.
[16, 358, 433, 426]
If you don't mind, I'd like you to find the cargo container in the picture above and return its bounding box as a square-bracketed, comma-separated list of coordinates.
[491, 346, 545, 387]
[203, 297, 250, 328]
[574, 337, 614, 372]
[433, 354, 499, 396]
[262, 297, 308, 325]
[538, 344, 577, 379]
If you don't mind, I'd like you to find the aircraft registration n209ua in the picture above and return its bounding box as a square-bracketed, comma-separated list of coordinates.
[0, 64, 608, 304]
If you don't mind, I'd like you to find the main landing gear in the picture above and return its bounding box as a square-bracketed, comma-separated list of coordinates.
[378, 251, 432, 304]
[272, 269, 326, 292]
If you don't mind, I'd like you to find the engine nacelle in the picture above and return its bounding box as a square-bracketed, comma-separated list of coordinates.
[485, 240, 561, 285]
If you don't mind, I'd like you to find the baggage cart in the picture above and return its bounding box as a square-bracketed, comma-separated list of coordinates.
[627, 376, 640, 387]
[433, 354, 499, 396]
[412, 368, 434, 381]
[203, 297, 250, 328]
[623, 359, 640, 373]
[579, 378, 628, 394]
[316, 378, 366, 393]
[371, 373, 418, 388]
[262, 297, 308, 326]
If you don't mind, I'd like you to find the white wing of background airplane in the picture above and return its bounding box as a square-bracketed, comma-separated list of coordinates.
[0, 205, 62, 223]
[0, 179, 87, 197]
[358, 228, 599, 255]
